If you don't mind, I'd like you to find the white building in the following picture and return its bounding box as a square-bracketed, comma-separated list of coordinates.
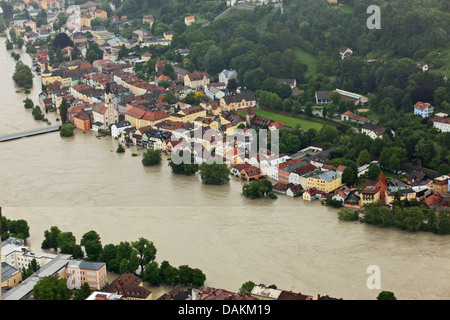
[1, 243, 57, 270]
[204, 85, 225, 101]
[111, 120, 132, 138]
[219, 69, 237, 86]
[432, 117, 450, 132]
[413, 101, 434, 118]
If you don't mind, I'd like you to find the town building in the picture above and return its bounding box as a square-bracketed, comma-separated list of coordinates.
[1, 262, 22, 290]
[413, 101, 434, 118]
[432, 116, 450, 132]
[220, 92, 257, 111]
[104, 272, 152, 300]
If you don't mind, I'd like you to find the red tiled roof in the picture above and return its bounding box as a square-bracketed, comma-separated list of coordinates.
[414, 101, 430, 110]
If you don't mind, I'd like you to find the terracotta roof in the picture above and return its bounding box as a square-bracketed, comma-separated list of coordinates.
[203, 289, 257, 301]
[414, 101, 432, 110]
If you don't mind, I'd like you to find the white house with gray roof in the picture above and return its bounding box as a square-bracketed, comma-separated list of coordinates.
[219, 69, 237, 86]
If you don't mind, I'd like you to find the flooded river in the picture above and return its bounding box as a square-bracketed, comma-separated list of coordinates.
[0, 38, 449, 300]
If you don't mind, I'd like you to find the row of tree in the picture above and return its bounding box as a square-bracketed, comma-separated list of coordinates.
[39, 227, 207, 286]
[338, 203, 450, 235]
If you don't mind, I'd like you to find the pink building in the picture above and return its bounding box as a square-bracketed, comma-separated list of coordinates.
[59, 261, 107, 290]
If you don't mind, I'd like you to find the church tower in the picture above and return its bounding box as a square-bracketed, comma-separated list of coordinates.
[105, 83, 118, 128]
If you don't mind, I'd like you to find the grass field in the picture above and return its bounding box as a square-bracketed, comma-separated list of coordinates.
[239, 109, 325, 131]
[294, 48, 318, 77]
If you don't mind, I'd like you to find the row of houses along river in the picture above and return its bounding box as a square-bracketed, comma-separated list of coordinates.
[0, 38, 449, 300]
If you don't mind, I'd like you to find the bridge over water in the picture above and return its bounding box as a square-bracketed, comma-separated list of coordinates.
[0, 126, 61, 142]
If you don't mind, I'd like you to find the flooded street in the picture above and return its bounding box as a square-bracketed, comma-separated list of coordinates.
[1, 38, 449, 300]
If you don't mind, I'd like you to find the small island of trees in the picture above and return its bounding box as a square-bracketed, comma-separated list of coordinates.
[242, 179, 277, 199]
[12, 61, 33, 89]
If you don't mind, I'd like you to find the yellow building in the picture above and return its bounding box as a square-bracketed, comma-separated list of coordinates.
[81, 14, 94, 27]
[359, 186, 381, 207]
[1, 262, 22, 289]
[194, 116, 220, 130]
[385, 187, 416, 206]
[125, 107, 169, 129]
[143, 15, 155, 27]
[184, 72, 210, 91]
[163, 31, 174, 41]
[169, 105, 206, 123]
[42, 0, 63, 10]
[305, 171, 342, 193]
[432, 175, 449, 194]
[219, 92, 256, 111]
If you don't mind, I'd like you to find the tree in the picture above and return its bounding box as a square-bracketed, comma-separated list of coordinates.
[342, 167, 356, 185]
[132, 237, 157, 274]
[32, 106, 44, 120]
[23, 97, 34, 109]
[115, 241, 139, 274]
[168, 150, 199, 175]
[239, 281, 255, 296]
[22, 259, 40, 280]
[6, 39, 13, 50]
[191, 268, 206, 286]
[59, 98, 69, 124]
[60, 122, 74, 137]
[58, 231, 83, 258]
[73, 283, 92, 300]
[243, 68, 265, 92]
[41, 226, 62, 251]
[118, 44, 129, 60]
[16, 37, 24, 50]
[367, 163, 381, 180]
[142, 149, 162, 166]
[389, 153, 400, 172]
[13, 61, 33, 89]
[329, 91, 341, 105]
[199, 162, 230, 185]
[33, 276, 72, 300]
[6, 218, 30, 240]
[357, 149, 371, 165]
[163, 92, 177, 104]
[338, 208, 360, 221]
[142, 261, 162, 285]
[433, 87, 448, 108]
[53, 32, 74, 50]
[377, 291, 397, 300]
[116, 143, 125, 153]
[160, 260, 179, 285]
[242, 179, 276, 199]
[162, 63, 175, 80]
[81, 230, 102, 262]
[227, 78, 238, 93]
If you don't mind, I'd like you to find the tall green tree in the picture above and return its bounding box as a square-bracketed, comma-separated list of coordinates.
[377, 291, 397, 300]
[142, 149, 162, 166]
[59, 98, 69, 124]
[41, 226, 62, 251]
[33, 276, 72, 300]
[132, 237, 157, 274]
[199, 162, 230, 185]
[357, 149, 371, 165]
[239, 281, 256, 296]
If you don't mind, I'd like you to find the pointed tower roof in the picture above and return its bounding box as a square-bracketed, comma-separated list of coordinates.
[376, 172, 388, 184]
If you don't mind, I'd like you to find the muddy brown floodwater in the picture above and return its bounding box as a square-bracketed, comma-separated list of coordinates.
[1, 38, 449, 300]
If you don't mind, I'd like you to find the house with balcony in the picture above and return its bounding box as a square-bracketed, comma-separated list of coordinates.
[413, 101, 434, 118]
